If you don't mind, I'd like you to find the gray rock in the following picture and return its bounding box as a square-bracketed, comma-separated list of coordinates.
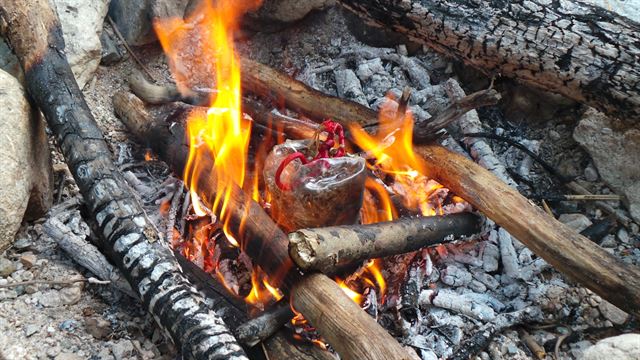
[23, 324, 40, 337]
[0, 70, 53, 252]
[584, 164, 599, 182]
[0, 257, 16, 277]
[111, 339, 135, 360]
[558, 213, 593, 232]
[110, 0, 190, 46]
[617, 228, 631, 244]
[583, 334, 640, 360]
[54, 0, 110, 88]
[246, 0, 335, 26]
[55, 353, 83, 360]
[574, 108, 640, 222]
[598, 301, 629, 325]
[100, 31, 123, 66]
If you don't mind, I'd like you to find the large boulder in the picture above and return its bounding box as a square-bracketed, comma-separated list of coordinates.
[573, 108, 640, 222]
[109, 0, 190, 46]
[583, 334, 640, 360]
[0, 70, 53, 251]
[54, 0, 110, 88]
[0, 0, 109, 88]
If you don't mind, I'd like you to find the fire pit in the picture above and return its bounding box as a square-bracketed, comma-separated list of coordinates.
[0, 0, 639, 359]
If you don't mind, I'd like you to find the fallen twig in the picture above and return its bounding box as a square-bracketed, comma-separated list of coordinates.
[0, 277, 109, 289]
[107, 16, 157, 82]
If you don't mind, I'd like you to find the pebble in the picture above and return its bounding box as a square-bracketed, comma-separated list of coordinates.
[85, 317, 111, 339]
[19, 253, 37, 269]
[111, 339, 135, 360]
[0, 256, 16, 277]
[12, 236, 33, 251]
[598, 301, 629, 325]
[584, 164, 599, 182]
[558, 213, 593, 232]
[548, 129, 561, 141]
[23, 324, 39, 337]
[54, 353, 82, 360]
[600, 234, 617, 248]
[617, 228, 630, 244]
[60, 286, 82, 305]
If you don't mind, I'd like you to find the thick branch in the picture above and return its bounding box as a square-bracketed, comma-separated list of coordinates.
[340, 0, 640, 122]
[289, 213, 480, 273]
[0, 1, 247, 358]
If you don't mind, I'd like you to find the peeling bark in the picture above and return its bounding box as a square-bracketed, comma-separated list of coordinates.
[340, 0, 640, 122]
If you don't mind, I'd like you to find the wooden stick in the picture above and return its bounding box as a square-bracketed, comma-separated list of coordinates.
[234, 301, 294, 347]
[221, 59, 640, 317]
[0, 1, 248, 358]
[340, 0, 640, 122]
[114, 92, 414, 360]
[289, 213, 480, 273]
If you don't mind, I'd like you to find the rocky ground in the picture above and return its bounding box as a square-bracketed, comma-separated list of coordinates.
[1, 1, 639, 360]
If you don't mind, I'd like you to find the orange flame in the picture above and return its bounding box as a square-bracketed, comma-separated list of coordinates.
[350, 94, 443, 216]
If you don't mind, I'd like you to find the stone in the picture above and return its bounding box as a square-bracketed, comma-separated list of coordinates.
[110, 0, 190, 46]
[583, 334, 640, 360]
[53, 0, 110, 88]
[19, 253, 37, 269]
[558, 213, 593, 232]
[0, 257, 16, 277]
[100, 31, 123, 66]
[0, 70, 53, 252]
[85, 317, 111, 339]
[23, 324, 40, 337]
[584, 164, 599, 182]
[55, 353, 83, 360]
[244, 0, 335, 32]
[60, 286, 83, 305]
[617, 228, 630, 244]
[574, 108, 640, 222]
[598, 301, 629, 325]
[111, 339, 135, 360]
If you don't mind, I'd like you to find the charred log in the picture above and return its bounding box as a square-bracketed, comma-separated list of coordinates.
[114, 91, 415, 360]
[289, 213, 481, 273]
[0, 1, 247, 358]
[340, 0, 640, 122]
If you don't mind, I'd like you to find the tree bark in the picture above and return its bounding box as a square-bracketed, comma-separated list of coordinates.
[289, 213, 480, 273]
[0, 1, 248, 358]
[340, 0, 640, 122]
[114, 91, 415, 360]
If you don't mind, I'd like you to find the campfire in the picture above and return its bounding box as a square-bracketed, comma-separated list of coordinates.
[1, 0, 639, 359]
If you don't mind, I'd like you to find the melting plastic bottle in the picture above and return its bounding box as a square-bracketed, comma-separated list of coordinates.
[264, 139, 366, 232]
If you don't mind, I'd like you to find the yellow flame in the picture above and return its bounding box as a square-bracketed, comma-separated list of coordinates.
[350, 94, 443, 217]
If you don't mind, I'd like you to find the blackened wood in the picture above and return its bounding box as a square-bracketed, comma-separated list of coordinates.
[340, 0, 640, 122]
[114, 91, 415, 360]
[234, 300, 294, 347]
[289, 213, 480, 273]
[0, 1, 247, 358]
[206, 58, 640, 317]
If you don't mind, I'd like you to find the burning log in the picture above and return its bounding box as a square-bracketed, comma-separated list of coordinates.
[0, 1, 248, 358]
[113, 92, 415, 360]
[216, 59, 640, 317]
[234, 300, 293, 347]
[340, 0, 640, 122]
[289, 213, 480, 273]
